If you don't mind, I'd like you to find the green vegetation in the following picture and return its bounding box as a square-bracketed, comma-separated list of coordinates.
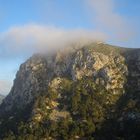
[0, 78, 140, 139]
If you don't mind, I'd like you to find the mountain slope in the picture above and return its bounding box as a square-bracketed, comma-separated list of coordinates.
[0, 43, 140, 139]
[0, 94, 4, 104]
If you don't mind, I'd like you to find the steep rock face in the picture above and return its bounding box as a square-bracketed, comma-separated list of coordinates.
[71, 48, 127, 94]
[125, 50, 140, 92]
[1, 43, 130, 111]
[2, 55, 49, 110]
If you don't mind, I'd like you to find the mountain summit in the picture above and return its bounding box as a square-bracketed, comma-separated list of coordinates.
[0, 43, 140, 139]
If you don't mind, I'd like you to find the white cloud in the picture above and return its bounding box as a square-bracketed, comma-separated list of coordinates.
[0, 0, 135, 59]
[0, 24, 107, 58]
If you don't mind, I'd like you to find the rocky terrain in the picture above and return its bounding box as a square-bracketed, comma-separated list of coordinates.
[0, 42, 140, 139]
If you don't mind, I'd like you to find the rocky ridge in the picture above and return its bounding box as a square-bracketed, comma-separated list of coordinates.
[2, 43, 131, 110]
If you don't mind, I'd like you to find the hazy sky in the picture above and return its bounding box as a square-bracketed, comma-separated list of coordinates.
[0, 0, 140, 95]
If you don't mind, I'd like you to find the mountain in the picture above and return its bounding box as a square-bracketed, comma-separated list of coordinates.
[0, 94, 4, 104]
[0, 42, 140, 139]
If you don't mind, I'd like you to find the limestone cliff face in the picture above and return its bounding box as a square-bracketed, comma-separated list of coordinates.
[71, 48, 127, 94]
[1, 43, 140, 111]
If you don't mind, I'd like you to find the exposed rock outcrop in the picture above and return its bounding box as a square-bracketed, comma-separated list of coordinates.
[1, 43, 130, 111]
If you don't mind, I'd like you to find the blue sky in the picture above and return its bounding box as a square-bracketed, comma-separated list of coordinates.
[0, 0, 140, 95]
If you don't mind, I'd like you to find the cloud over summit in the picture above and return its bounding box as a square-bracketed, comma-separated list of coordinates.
[0, 0, 135, 60]
[0, 24, 107, 58]
[0, 0, 135, 59]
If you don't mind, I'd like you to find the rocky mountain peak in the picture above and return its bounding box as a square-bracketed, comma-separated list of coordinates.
[1, 43, 130, 110]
